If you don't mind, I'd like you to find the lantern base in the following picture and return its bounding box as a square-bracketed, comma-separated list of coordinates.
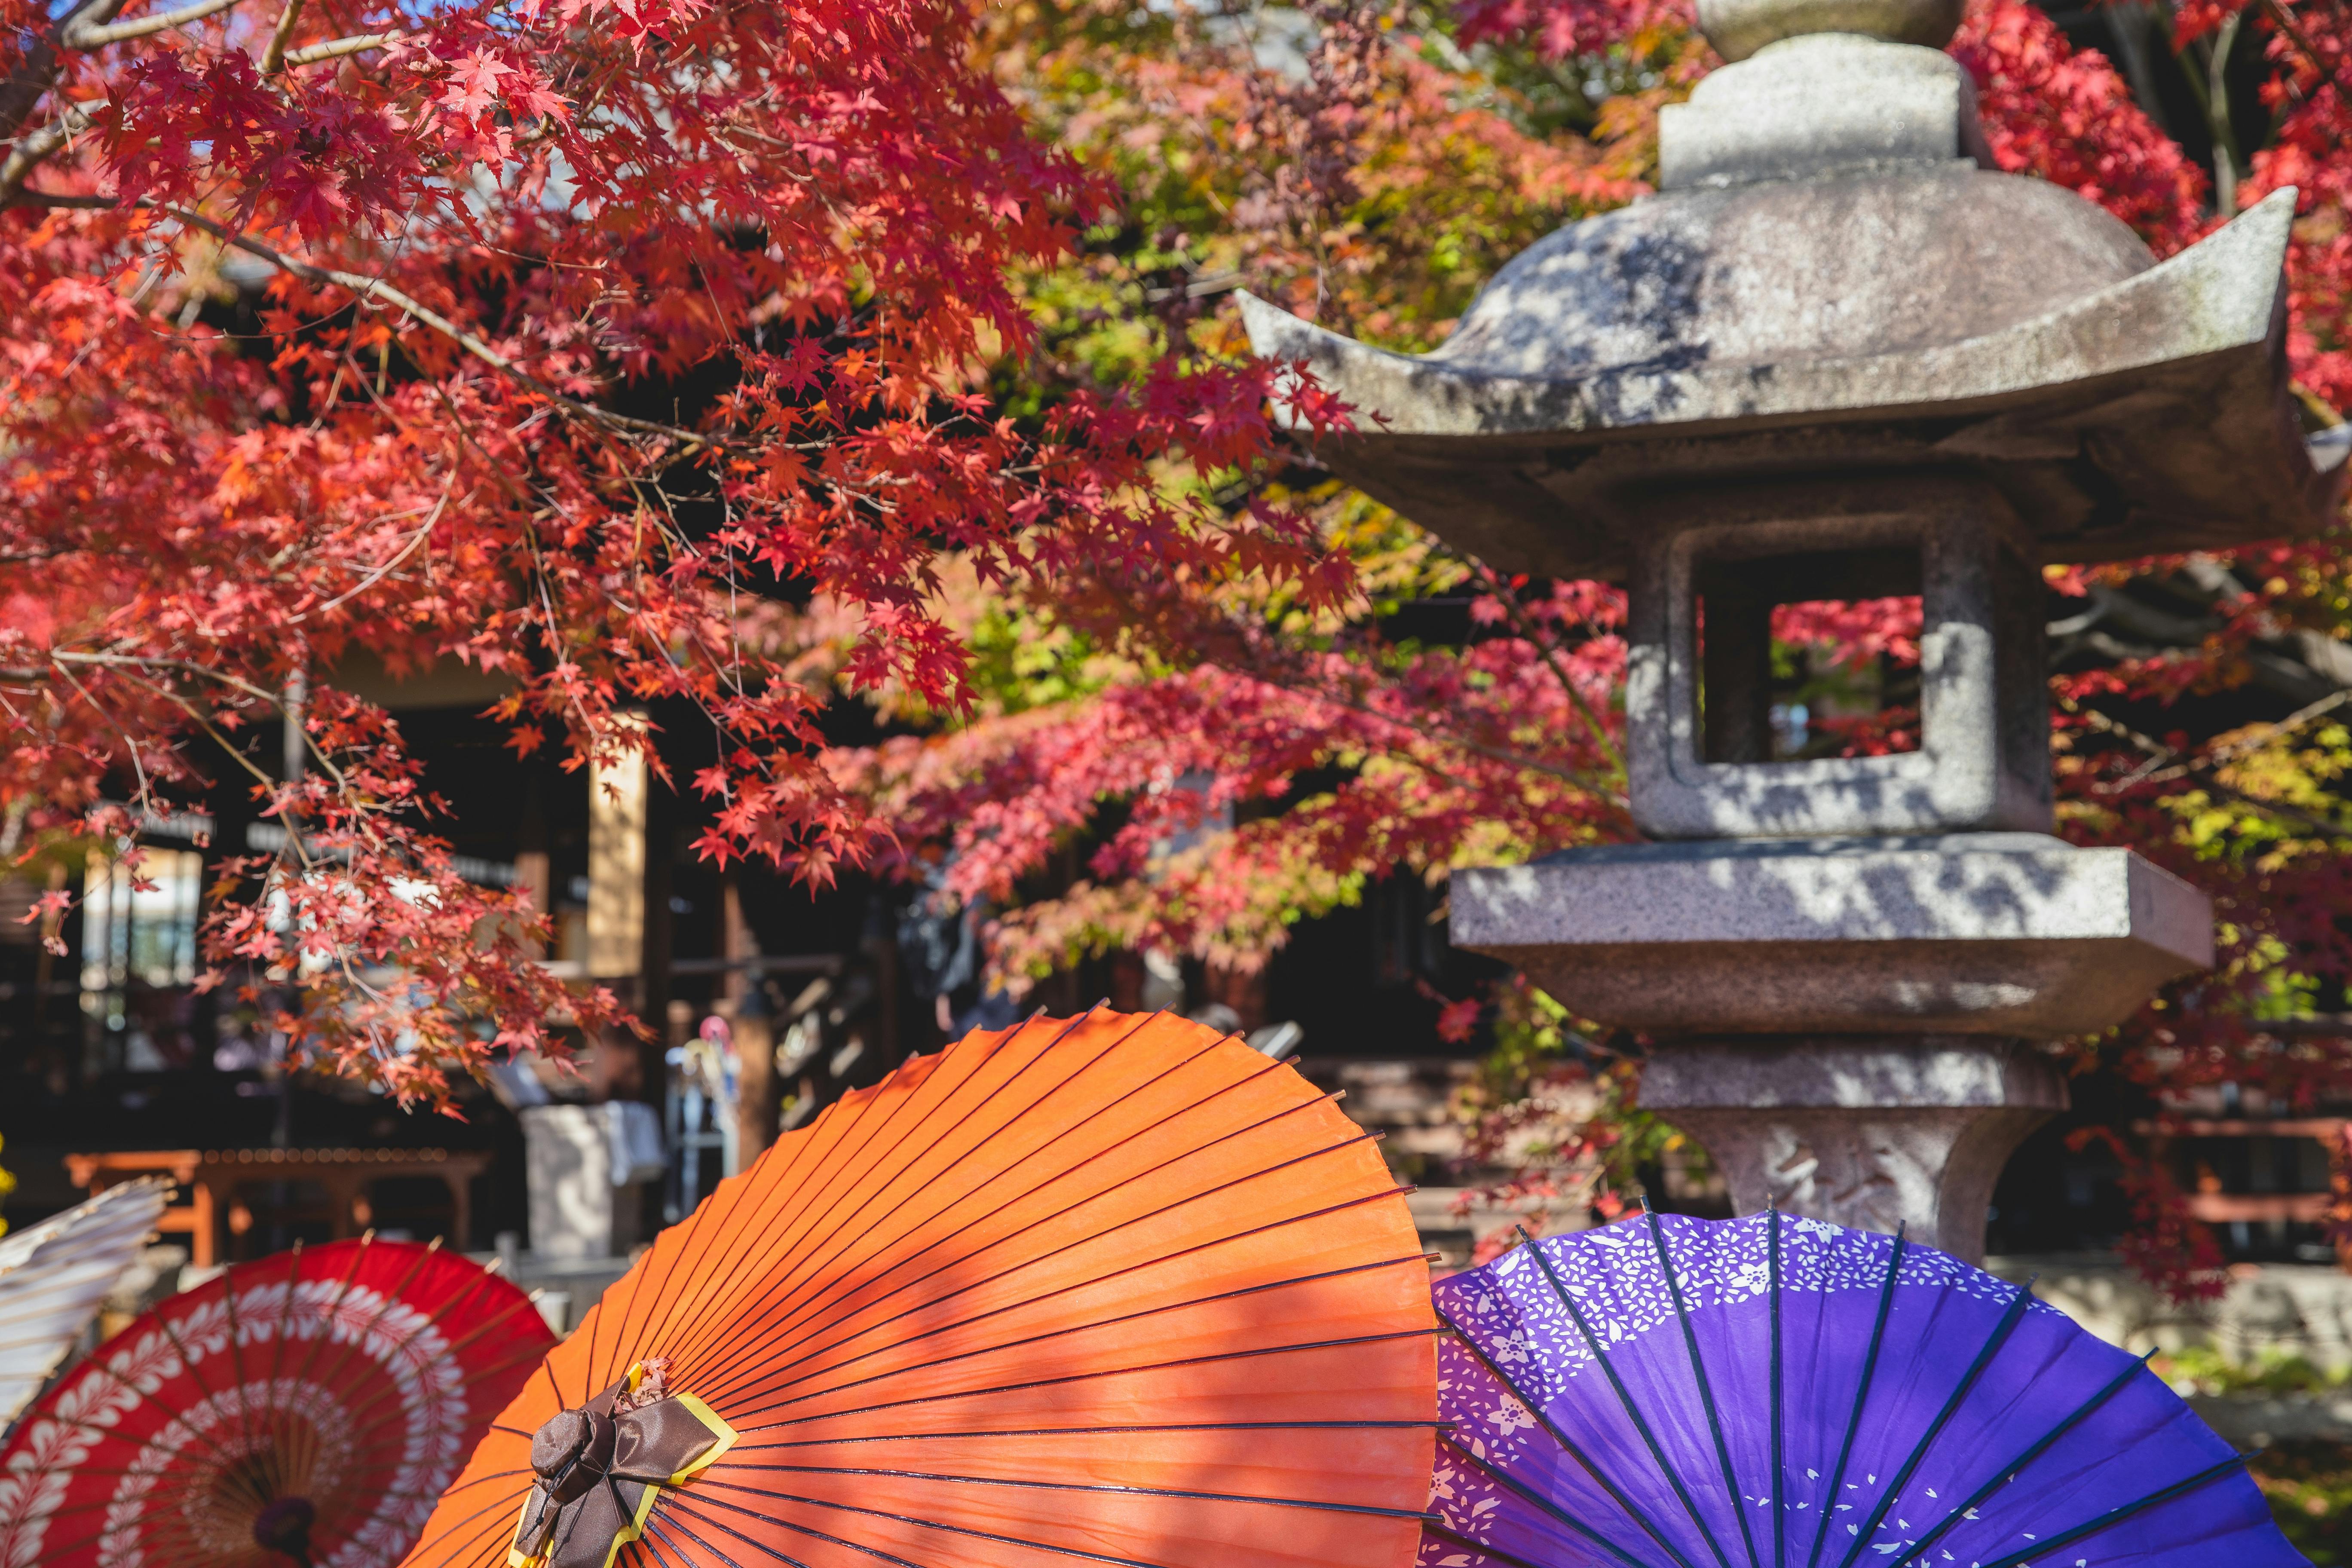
[1639, 1035, 2065, 1264]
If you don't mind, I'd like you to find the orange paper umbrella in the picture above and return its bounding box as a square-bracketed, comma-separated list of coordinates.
[400, 1009, 1438, 1568]
[0, 1235, 557, 1568]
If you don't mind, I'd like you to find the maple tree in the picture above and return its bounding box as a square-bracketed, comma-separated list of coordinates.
[799, 0, 2352, 1294]
[0, 0, 1344, 1102]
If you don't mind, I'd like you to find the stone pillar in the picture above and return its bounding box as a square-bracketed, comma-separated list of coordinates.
[1640, 1038, 2064, 1262]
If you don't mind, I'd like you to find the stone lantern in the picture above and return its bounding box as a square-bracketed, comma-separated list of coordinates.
[1242, 0, 2350, 1260]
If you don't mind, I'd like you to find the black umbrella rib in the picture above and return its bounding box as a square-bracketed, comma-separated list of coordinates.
[749, 1418, 1443, 1449]
[1830, 1281, 2037, 1568]
[1437, 1430, 1655, 1568]
[646, 1491, 821, 1568]
[681, 1475, 1188, 1568]
[1519, 1228, 1736, 1568]
[1642, 1203, 1763, 1568]
[1433, 1297, 1700, 1568]
[1804, 1224, 1906, 1568]
[641, 1009, 1057, 1380]
[689, 1053, 1332, 1409]
[1768, 1207, 1786, 1568]
[723, 1237, 1421, 1423]
[1893, 1349, 2154, 1568]
[712, 1459, 1432, 1520]
[1422, 1519, 1577, 1568]
[708, 1127, 1397, 1414]
[728, 1327, 1435, 1436]
[1966, 1453, 2251, 1568]
[662, 1008, 1116, 1384]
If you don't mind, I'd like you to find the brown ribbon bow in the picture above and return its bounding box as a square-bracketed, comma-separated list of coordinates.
[512, 1374, 728, 1568]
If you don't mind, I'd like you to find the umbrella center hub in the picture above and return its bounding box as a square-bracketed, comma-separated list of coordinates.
[251, 1495, 315, 1560]
[531, 1408, 619, 1505]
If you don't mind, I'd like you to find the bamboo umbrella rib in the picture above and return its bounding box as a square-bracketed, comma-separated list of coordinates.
[695, 1093, 1361, 1410]
[628, 1012, 1087, 1381]
[720, 1216, 1421, 1423]
[702, 1465, 1434, 1520]
[680, 1476, 1189, 1568]
[1436, 1433, 1653, 1568]
[667, 1013, 1239, 1385]
[1432, 1302, 1699, 1568]
[655, 1011, 1135, 1382]
[730, 1326, 1435, 1438]
[744, 1419, 1444, 1449]
[691, 1060, 1331, 1406]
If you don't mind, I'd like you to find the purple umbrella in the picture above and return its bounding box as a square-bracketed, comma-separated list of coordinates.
[1421, 1210, 2303, 1568]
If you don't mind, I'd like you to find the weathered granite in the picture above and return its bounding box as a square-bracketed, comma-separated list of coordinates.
[1644, 1037, 2063, 1262]
[1627, 476, 2051, 838]
[1449, 834, 2213, 1034]
[1241, 188, 2340, 572]
[1660, 35, 1991, 190]
[1698, 0, 1962, 60]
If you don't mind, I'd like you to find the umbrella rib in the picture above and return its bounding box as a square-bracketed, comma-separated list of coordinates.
[217, 1241, 266, 1498]
[1421, 1518, 1583, 1568]
[1768, 1206, 1786, 1568]
[1803, 1225, 1906, 1568]
[330, 1284, 546, 1431]
[1894, 1349, 2154, 1567]
[647, 1492, 846, 1568]
[623, 1026, 979, 1383]
[669, 1009, 1172, 1388]
[720, 1209, 1418, 1418]
[682, 1475, 1187, 1568]
[1519, 1228, 1736, 1568]
[263, 1240, 307, 1514]
[1431, 1299, 1700, 1568]
[694, 1051, 1324, 1410]
[681, 1015, 1254, 1396]
[1434, 1433, 1653, 1568]
[297, 1235, 447, 1417]
[747, 1418, 1444, 1449]
[1828, 1281, 2037, 1568]
[680, 1491, 951, 1568]
[1967, 1453, 2250, 1568]
[74, 1333, 272, 1510]
[638, 1011, 1052, 1377]
[396, 1482, 542, 1568]
[1641, 1203, 1762, 1568]
[707, 1461, 1434, 1520]
[704, 1120, 1390, 1412]
[652, 1010, 1099, 1384]
[644, 1507, 808, 1568]
[731, 1327, 1435, 1437]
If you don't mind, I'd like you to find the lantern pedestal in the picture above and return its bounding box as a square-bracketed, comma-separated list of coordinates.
[1639, 1037, 2064, 1262]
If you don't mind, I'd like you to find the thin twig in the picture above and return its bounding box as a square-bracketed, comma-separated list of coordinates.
[1462, 555, 1623, 771]
[156, 204, 713, 449]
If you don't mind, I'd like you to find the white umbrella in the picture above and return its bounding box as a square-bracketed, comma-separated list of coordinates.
[0, 1176, 171, 1427]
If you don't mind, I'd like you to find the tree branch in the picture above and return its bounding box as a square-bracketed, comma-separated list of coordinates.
[157, 204, 715, 450]
[63, 0, 241, 48]
[260, 0, 304, 72]
[284, 31, 399, 64]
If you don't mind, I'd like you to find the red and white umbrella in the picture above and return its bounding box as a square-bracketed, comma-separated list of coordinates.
[0, 1234, 555, 1568]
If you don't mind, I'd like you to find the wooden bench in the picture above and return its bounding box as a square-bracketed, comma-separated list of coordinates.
[65, 1147, 493, 1266]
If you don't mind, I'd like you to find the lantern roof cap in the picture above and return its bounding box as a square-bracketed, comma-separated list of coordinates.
[1242, 23, 2346, 580]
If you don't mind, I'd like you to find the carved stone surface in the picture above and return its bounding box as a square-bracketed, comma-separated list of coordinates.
[1240, 190, 2337, 574]
[1697, 0, 1963, 60]
[1642, 1038, 2065, 1262]
[1450, 833, 2213, 1035]
[1660, 36, 1990, 188]
[1626, 476, 2050, 838]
